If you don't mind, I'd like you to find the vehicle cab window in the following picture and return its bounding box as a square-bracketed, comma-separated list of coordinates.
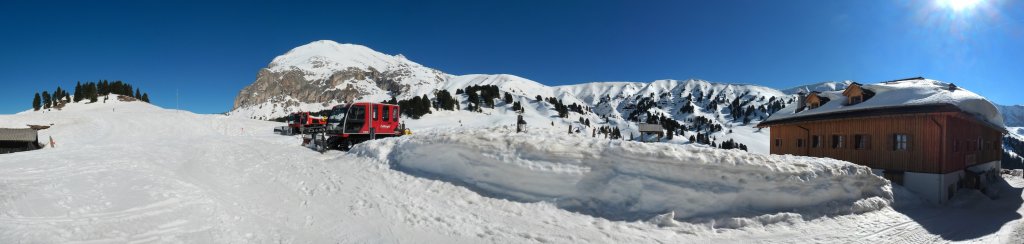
[329, 106, 348, 124]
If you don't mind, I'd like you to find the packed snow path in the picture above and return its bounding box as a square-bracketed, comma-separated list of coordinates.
[2, 100, 1024, 243]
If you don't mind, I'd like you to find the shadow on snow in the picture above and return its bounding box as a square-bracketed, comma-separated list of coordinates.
[893, 177, 1023, 241]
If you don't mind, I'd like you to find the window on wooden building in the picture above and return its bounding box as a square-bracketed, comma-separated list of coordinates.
[854, 134, 871, 150]
[832, 135, 845, 149]
[797, 139, 804, 148]
[809, 102, 820, 109]
[977, 137, 984, 151]
[849, 95, 863, 105]
[893, 134, 909, 151]
[811, 135, 821, 148]
[775, 139, 781, 147]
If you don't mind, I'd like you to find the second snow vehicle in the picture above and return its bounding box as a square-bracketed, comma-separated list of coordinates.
[303, 102, 407, 151]
[282, 112, 327, 135]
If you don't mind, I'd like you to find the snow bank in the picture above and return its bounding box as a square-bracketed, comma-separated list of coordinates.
[352, 129, 893, 221]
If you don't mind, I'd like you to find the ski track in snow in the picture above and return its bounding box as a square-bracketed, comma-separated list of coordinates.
[2, 99, 1024, 243]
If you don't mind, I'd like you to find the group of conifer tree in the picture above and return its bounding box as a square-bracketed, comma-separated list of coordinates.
[389, 85, 518, 118]
[33, 80, 150, 111]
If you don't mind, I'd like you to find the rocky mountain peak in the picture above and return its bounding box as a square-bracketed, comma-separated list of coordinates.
[231, 40, 446, 119]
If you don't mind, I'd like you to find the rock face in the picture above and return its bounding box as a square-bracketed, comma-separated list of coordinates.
[231, 40, 446, 119]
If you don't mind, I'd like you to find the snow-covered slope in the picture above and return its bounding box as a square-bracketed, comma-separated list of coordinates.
[4, 99, 721, 243]
[781, 80, 853, 94]
[268, 40, 422, 81]
[7, 93, 1024, 243]
[998, 104, 1024, 127]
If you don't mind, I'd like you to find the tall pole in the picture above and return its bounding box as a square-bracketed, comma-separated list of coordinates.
[374, 104, 378, 140]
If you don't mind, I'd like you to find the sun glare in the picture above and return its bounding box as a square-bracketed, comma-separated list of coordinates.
[937, 0, 982, 12]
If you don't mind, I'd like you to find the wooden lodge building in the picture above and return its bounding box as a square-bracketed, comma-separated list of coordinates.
[0, 128, 41, 154]
[758, 78, 1005, 204]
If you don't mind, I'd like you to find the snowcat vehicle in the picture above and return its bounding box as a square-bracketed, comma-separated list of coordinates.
[285, 112, 327, 134]
[302, 102, 407, 151]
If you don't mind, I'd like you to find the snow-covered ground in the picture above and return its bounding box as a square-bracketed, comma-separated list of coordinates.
[352, 129, 892, 222]
[3, 100, 1024, 243]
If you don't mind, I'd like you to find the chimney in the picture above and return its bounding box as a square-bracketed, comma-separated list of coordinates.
[796, 90, 807, 112]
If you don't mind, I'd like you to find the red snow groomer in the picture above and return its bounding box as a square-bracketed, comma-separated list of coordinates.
[302, 102, 408, 151]
[285, 112, 327, 134]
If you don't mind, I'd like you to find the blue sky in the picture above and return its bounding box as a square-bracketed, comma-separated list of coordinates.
[1, 0, 1022, 114]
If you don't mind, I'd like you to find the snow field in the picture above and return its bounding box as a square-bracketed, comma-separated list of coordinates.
[8, 99, 1024, 243]
[0, 100, 788, 243]
[352, 128, 894, 223]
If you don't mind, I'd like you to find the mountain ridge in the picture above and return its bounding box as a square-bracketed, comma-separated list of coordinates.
[229, 40, 1019, 155]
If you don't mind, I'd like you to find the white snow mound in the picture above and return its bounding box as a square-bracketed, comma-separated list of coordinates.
[352, 129, 893, 221]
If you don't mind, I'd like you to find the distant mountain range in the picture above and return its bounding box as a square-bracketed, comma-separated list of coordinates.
[229, 40, 1022, 153]
[998, 105, 1024, 127]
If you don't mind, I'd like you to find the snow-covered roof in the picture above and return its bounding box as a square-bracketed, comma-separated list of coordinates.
[638, 123, 664, 132]
[0, 128, 38, 142]
[761, 78, 1004, 128]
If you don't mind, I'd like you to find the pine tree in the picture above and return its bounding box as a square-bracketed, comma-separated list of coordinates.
[74, 82, 82, 102]
[420, 95, 431, 114]
[98, 81, 107, 95]
[141, 93, 150, 103]
[88, 82, 98, 103]
[32, 93, 41, 111]
[135, 88, 141, 99]
[42, 91, 51, 109]
[56, 86, 68, 105]
[435, 90, 455, 110]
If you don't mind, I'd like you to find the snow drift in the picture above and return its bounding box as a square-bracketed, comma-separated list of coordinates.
[352, 129, 893, 221]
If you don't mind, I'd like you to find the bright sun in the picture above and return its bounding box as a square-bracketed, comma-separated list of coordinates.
[937, 0, 982, 12]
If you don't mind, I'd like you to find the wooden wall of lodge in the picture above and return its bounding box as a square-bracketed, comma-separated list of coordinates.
[768, 112, 1001, 174]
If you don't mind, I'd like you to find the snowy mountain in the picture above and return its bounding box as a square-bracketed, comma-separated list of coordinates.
[781, 80, 853, 94]
[998, 104, 1024, 127]
[231, 40, 1024, 156]
[232, 41, 448, 120]
[231, 40, 795, 153]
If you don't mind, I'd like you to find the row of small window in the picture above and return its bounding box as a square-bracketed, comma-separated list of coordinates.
[951, 138, 993, 152]
[775, 134, 910, 151]
[344, 106, 400, 122]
